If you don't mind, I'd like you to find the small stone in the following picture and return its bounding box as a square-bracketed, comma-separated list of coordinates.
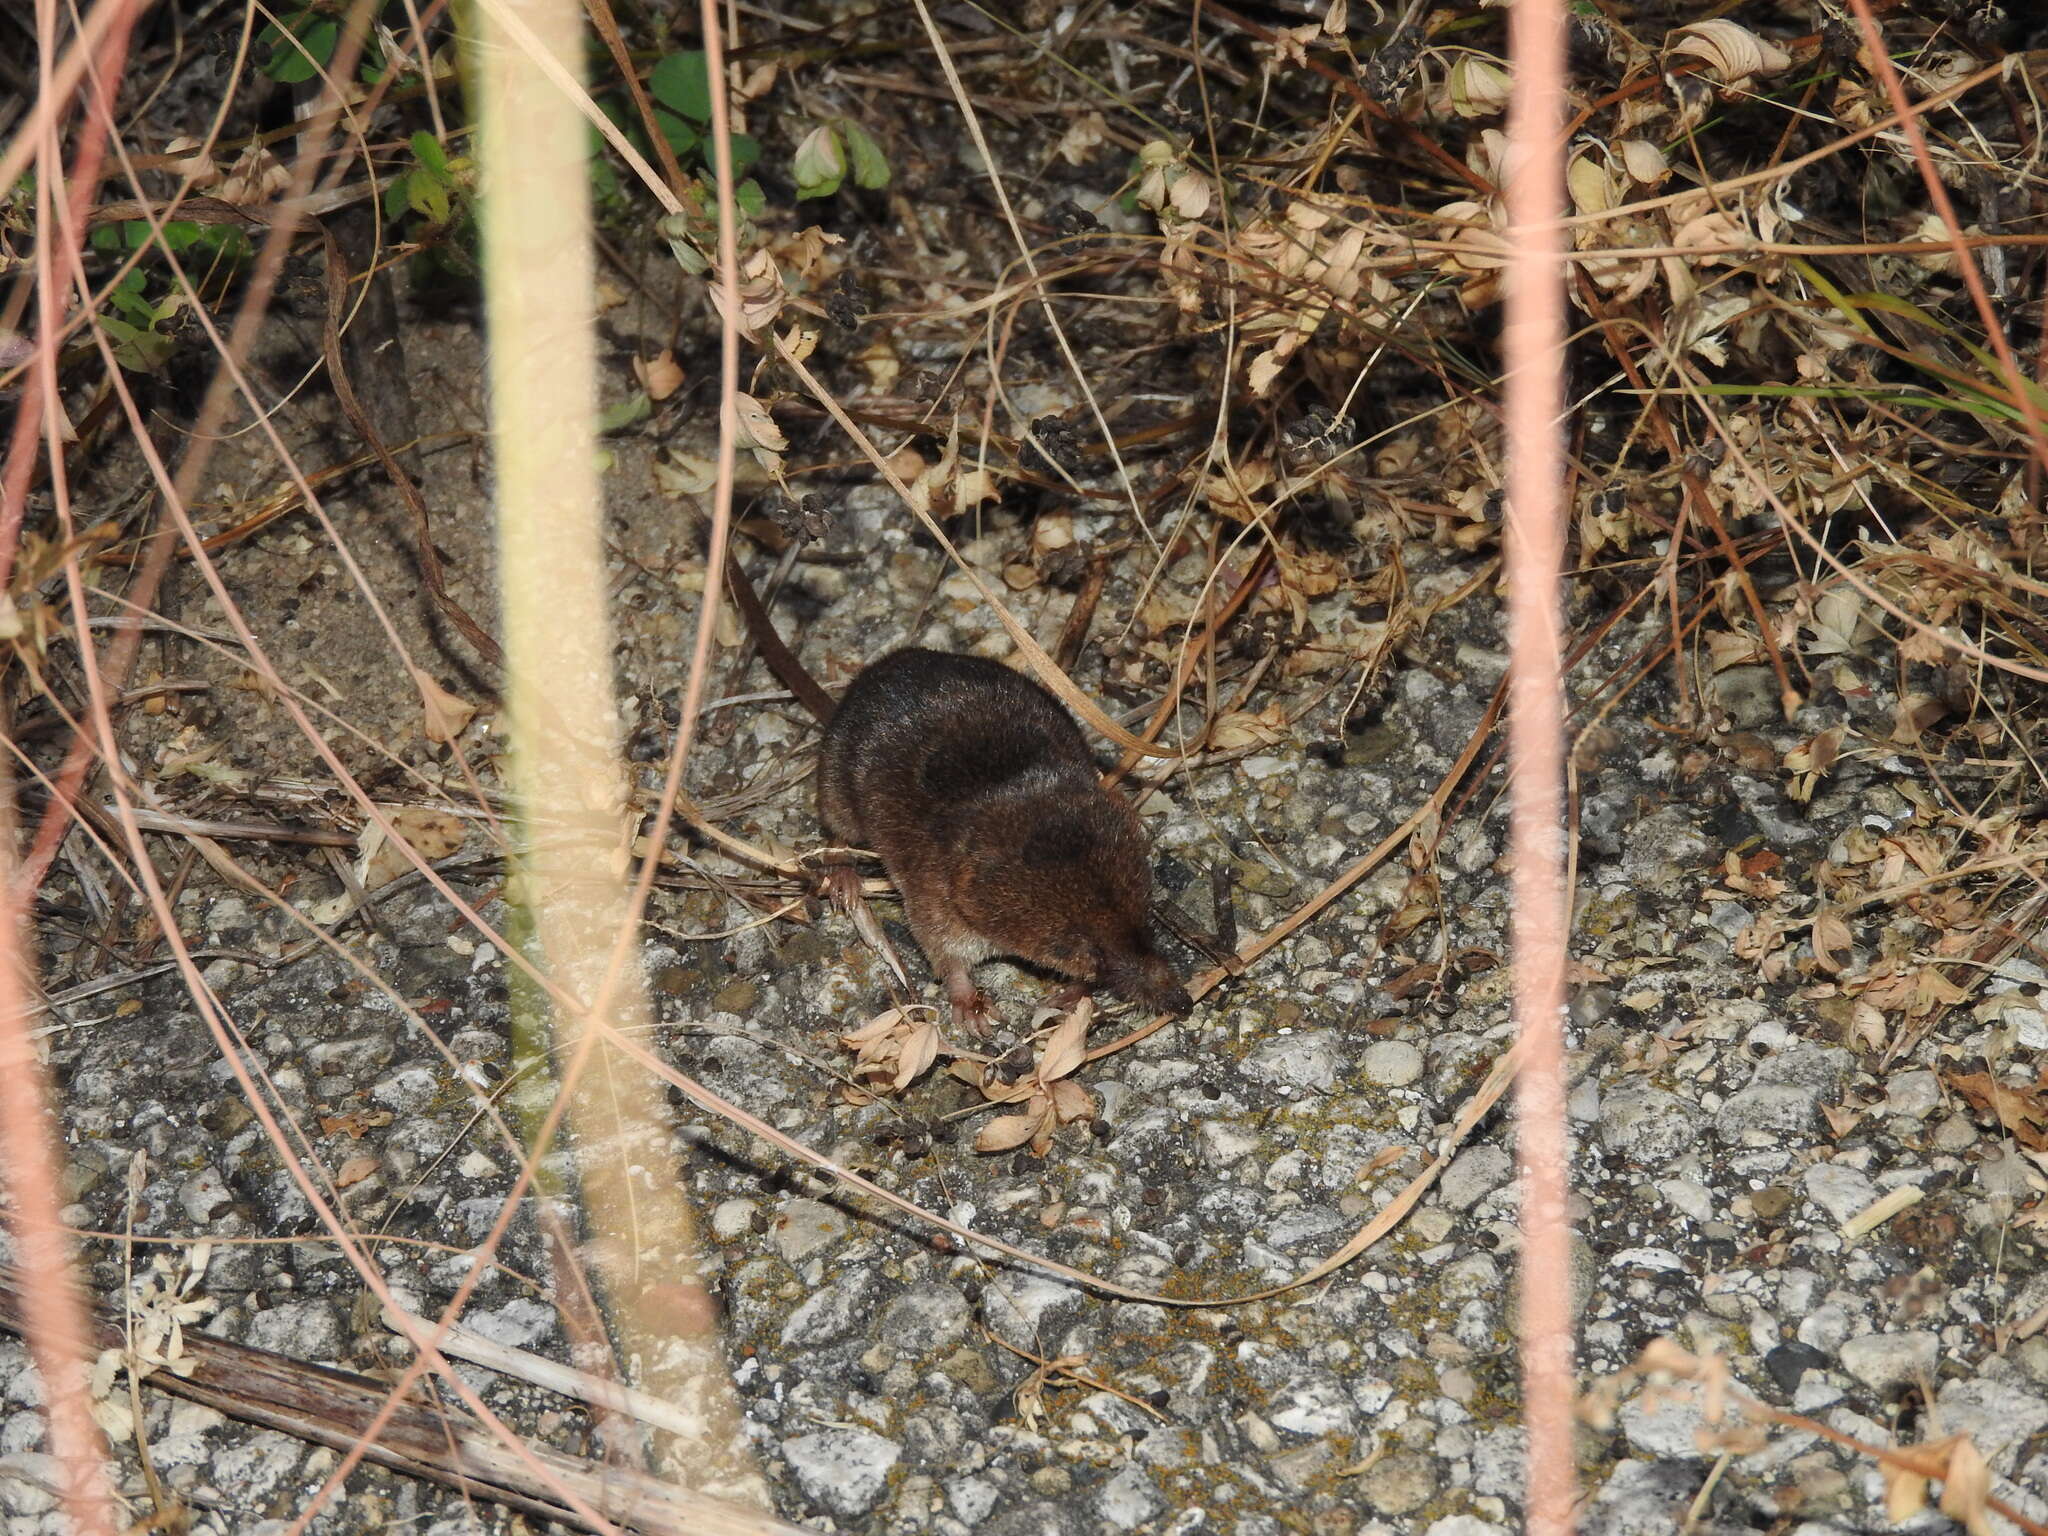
[1715, 1084, 1817, 1143]
[1934, 1374, 2048, 1466]
[1797, 1303, 1853, 1354]
[1439, 1144, 1514, 1211]
[1764, 1342, 1830, 1398]
[1931, 1112, 1980, 1152]
[1583, 1458, 1700, 1532]
[780, 1270, 868, 1347]
[983, 1275, 1081, 1350]
[370, 1064, 439, 1114]
[938, 1346, 1000, 1394]
[947, 1477, 998, 1526]
[1751, 1184, 1795, 1223]
[782, 1428, 900, 1517]
[1269, 1373, 1355, 1437]
[712, 979, 758, 1013]
[1471, 1427, 1527, 1500]
[1428, 1519, 1510, 1536]
[1656, 1179, 1714, 1223]
[1242, 1032, 1341, 1093]
[710, 1198, 758, 1241]
[1884, 1070, 1941, 1119]
[768, 1197, 847, 1261]
[1619, 1380, 1707, 1459]
[1803, 1163, 1878, 1225]
[1599, 1081, 1699, 1163]
[179, 1166, 231, 1223]
[1361, 1041, 1424, 1087]
[1360, 1450, 1438, 1515]
[1714, 666, 1779, 730]
[1135, 1426, 1202, 1469]
[876, 1283, 971, 1360]
[1270, 1438, 1336, 1489]
[244, 1300, 345, 1361]
[1838, 1331, 1939, 1394]
[1097, 1464, 1165, 1529]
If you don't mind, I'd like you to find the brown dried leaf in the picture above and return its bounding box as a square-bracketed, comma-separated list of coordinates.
[975, 1107, 1049, 1154]
[1936, 1435, 1993, 1536]
[1946, 1071, 2048, 1151]
[893, 1019, 941, 1092]
[1038, 1007, 1090, 1084]
[414, 670, 476, 743]
[632, 349, 684, 401]
[1811, 908, 1852, 976]
[1668, 20, 1793, 89]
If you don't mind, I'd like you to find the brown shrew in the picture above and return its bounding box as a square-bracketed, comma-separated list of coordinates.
[725, 552, 1191, 1028]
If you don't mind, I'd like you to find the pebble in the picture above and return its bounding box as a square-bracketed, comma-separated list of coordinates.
[1802, 1163, 1878, 1225]
[1439, 1144, 1514, 1210]
[1838, 1331, 1939, 1393]
[1619, 1380, 1707, 1459]
[1360, 1450, 1438, 1515]
[179, 1166, 231, 1223]
[1361, 1040, 1425, 1087]
[1241, 1031, 1342, 1092]
[876, 1282, 972, 1360]
[1884, 1069, 1941, 1118]
[1096, 1464, 1165, 1529]
[983, 1275, 1082, 1350]
[243, 1300, 344, 1362]
[1714, 1083, 1818, 1142]
[781, 1428, 900, 1517]
[1599, 1080, 1699, 1163]
[768, 1197, 848, 1261]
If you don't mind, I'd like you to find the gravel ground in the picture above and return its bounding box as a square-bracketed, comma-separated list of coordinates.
[9, 377, 2048, 1536]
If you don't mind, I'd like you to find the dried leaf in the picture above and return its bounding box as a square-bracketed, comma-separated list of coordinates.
[1209, 706, 1290, 752]
[652, 449, 717, 497]
[893, 1019, 941, 1091]
[632, 349, 684, 401]
[1447, 53, 1512, 118]
[728, 392, 787, 452]
[1669, 20, 1793, 89]
[414, 669, 476, 743]
[1947, 1071, 2048, 1150]
[975, 1107, 1048, 1154]
[1936, 1435, 1993, 1536]
[1811, 908, 1852, 976]
[1038, 1006, 1090, 1083]
[1620, 139, 1669, 185]
[1883, 1462, 1930, 1523]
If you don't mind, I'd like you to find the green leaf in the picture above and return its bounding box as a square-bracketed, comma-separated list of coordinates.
[727, 133, 760, 173]
[598, 391, 651, 433]
[99, 315, 173, 374]
[263, 16, 338, 84]
[90, 225, 121, 251]
[648, 51, 711, 123]
[384, 173, 412, 220]
[735, 178, 766, 218]
[840, 120, 890, 190]
[410, 130, 448, 177]
[654, 109, 698, 156]
[407, 174, 451, 226]
[159, 221, 202, 253]
[792, 124, 845, 200]
[109, 268, 154, 324]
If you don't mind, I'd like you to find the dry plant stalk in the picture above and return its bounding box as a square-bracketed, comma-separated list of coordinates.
[1500, 0, 1577, 1530]
[475, 0, 760, 1504]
